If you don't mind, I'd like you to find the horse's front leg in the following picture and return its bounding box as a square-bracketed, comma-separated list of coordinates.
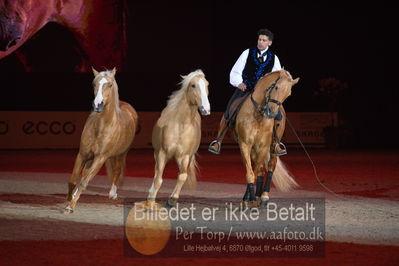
[168, 155, 190, 207]
[67, 153, 85, 201]
[255, 168, 264, 203]
[240, 143, 257, 209]
[64, 156, 106, 213]
[147, 150, 167, 207]
[253, 150, 268, 206]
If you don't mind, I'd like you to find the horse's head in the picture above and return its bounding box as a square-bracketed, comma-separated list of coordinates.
[259, 70, 299, 118]
[91, 67, 118, 113]
[0, 0, 31, 52]
[183, 70, 211, 116]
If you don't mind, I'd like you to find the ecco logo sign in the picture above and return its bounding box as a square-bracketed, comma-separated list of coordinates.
[22, 121, 76, 135]
[0, 121, 8, 135]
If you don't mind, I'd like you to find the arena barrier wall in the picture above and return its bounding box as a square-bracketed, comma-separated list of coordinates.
[0, 111, 336, 149]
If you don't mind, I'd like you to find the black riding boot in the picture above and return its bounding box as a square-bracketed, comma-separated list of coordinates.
[273, 110, 287, 156]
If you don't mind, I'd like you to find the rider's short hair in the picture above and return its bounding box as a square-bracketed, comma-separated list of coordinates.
[257, 28, 274, 41]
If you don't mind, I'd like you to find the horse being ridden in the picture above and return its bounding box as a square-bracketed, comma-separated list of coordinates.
[65, 68, 138, 213]
[0, 0, 128, 71]
[235, 70, 299, 208]
[147, 70, 210, 207]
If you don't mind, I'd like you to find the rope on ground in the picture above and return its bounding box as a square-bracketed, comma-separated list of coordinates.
[286, 118, 371, 198]
[286, 116, 398, 216]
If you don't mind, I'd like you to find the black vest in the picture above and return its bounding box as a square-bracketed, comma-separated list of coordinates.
[242, 48, 275, 90]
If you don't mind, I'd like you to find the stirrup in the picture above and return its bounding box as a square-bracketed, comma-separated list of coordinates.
[273, 142, 287, 156]
[208, 140, 221, 155]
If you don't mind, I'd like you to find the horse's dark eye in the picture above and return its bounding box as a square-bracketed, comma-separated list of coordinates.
[191, 84, 195, 88]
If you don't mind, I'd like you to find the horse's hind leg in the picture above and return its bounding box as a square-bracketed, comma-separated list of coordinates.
[106, 153, 126, 200]
[168, 155, 190, 207]
[64, 156, 106, 213]
[261, 138, 279, 204]
[250, 147, 270, 207]
[67, 153, 85, 201]
[147, 150, 167, 204]
[255, 167, 264, 204]
[251, 149, 265, 203]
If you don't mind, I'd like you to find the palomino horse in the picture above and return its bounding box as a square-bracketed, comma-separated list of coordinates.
[147, 70, 210, 207]
[235, 70, 299, 208]
[0, 0, 128, 71]
[64, 68, 138, 213]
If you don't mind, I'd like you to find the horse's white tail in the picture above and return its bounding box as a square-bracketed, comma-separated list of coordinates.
[184, 155, 198, 190]
[271, 157, 298, 192]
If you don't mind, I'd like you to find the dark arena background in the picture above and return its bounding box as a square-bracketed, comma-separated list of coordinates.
[0, 1, 397, 265]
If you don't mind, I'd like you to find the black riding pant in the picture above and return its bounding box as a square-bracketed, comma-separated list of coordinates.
[223, 88, 248, 119]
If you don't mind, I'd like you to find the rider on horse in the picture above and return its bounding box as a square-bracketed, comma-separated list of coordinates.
[208, 28, 287, 156]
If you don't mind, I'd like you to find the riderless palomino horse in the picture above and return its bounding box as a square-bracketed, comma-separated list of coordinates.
[147, 70, 210, 207]
[235, 70, 299, 208]
[0, 0, 128, 71]
[64, 68, 138, 213]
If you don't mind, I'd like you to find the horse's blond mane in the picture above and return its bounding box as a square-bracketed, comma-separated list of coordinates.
[158, 69, 204, 126]
[263, 70, 281, 81]
[167, 69, 204, 110]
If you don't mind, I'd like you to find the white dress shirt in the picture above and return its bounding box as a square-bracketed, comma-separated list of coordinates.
[229, 47, 282, 88]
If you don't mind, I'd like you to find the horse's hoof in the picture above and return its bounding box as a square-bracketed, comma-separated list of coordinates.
[109, 194, 118, 200]
[109, 184, 118, 200]
[166, 197, 177, 208]
[256, 196, 261, 206]
[261, 195, 270, 201]
[62, 206, 74, 214]
[260, 195, 269, 207]
[145, 200, 156, 210]
[250, 201, 258, 209]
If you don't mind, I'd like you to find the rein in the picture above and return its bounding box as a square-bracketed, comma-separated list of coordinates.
[250, 77, 281, 119]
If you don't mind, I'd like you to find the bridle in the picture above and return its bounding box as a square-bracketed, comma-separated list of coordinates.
[250, 77, 281, 119]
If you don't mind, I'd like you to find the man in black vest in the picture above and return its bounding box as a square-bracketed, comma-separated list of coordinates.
[208, 28, 286, 155]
